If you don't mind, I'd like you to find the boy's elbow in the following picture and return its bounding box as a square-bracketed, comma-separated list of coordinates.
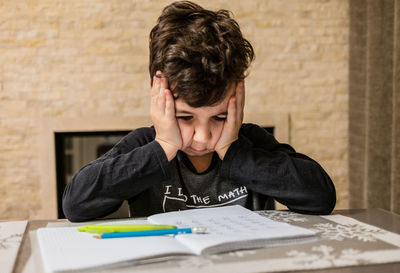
[62, 197, 84, 222]
[63, 203, 97, 222]
[62, 186, 123, 222]
[307, 170, 337, 215]
[64, 212, 84, 223]
[316, 189, 336, 215]
[322, 189, 336, 214]
[288, 188, 336, 216]
[62, 188, 91, 222]
[317, 178, 337, 215]
[289, 201, 335, 216]
[306, 188, 336, 215]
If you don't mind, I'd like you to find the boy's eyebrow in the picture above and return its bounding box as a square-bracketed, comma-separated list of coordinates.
[175, 110, 228, 116]
[175, 110, 193, 115]
[216, 112, 227, 116]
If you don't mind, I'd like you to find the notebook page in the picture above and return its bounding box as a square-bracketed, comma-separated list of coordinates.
[37, 225, 193, 272]
[148, 205, 316, 255]
[0, 221, 27, 273]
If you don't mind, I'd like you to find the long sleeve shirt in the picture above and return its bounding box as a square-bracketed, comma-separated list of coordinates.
[63, 123, 336, 222]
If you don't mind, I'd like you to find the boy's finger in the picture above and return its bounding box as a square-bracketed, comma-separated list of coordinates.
[164, 89, 175, 117]
[159, 77, 168, 100]
[157, 85, 166, 114]
[236, 80, 245, 109]
[160, 75, 169, 89]
[151, 70, 163, 95]
[227, 96, 236, 124]
[151, 75, 160, 97]
[236, 81, 245, 120]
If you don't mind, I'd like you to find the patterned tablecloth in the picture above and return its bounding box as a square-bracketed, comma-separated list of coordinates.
[99, 210, 400, 273]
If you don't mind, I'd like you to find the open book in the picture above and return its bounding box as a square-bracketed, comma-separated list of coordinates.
[0, 220, 28, 273]
[36, 205, 316, 272]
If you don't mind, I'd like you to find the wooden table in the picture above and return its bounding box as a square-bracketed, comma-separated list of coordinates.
[13, 209, 400, 273]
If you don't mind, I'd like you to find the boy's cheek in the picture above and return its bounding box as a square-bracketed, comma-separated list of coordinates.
[177, 123, 193, 148]
[209, 124, 224, 148]
[215, 123, 224, 138]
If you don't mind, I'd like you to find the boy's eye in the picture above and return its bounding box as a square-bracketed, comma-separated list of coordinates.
[213, 116, 227, 121]
[176, 116, 193, 121]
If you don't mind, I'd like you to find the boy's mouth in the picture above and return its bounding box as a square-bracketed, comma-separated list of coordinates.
[189, 147, 208, 154]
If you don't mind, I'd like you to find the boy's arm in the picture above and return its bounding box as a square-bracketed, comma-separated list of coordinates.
[220, 124, 336, 215]
[62, 128, 171, 222]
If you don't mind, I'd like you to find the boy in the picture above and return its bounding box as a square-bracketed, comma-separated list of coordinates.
[63, 1, 336, 222]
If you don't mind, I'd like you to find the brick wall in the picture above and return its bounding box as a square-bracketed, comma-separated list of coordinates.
[0, 0, 349, 219]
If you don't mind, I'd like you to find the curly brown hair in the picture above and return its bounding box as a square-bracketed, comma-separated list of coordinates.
[149, 1, 254, 107]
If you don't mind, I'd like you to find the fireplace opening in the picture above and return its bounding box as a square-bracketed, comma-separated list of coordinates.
[55, 131, 131, 218]
[54, 127, 274, 219]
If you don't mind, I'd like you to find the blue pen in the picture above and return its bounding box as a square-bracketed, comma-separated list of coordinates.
[94, 227, 207, 239]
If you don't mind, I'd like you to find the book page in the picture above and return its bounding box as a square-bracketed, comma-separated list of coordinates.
[36, 222, 192, 273]
[0, 220, 27, 273]
[148, 205, 316, 255]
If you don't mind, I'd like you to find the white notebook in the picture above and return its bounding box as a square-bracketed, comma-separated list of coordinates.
[36, 205, 316, 272]
[0, 220, 28, 273]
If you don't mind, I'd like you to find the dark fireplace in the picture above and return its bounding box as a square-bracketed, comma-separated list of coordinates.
[55, 131, 131, 218]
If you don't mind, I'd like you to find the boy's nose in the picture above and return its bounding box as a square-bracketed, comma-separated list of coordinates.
[193, 126, 211, 144]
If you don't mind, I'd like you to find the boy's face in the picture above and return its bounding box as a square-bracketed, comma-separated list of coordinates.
[175, 84, 235, 157]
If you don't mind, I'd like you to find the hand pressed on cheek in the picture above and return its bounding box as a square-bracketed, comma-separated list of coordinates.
[215, 80, 245, 159]
[150, 71, 182, 161]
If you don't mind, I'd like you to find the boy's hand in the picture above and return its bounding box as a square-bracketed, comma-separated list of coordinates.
[150, 71, 182, 161]
[215, 80, 245, 159]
